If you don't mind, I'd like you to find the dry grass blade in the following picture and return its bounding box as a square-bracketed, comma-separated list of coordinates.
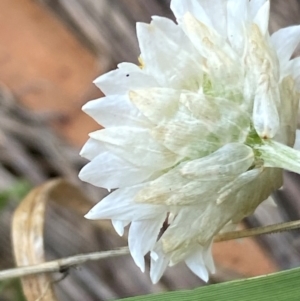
[11, 178, 94, 301]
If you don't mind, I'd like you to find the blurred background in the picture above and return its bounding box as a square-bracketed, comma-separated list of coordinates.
[0, 0, 300, 300]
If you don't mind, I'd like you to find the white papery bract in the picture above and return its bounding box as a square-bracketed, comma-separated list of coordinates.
[79, 0, 300, 283]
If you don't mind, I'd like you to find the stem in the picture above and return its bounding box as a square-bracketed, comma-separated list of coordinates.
[215, 220, 300, 242]
[254, 139, 300, 173]
[0, 247, 129, 281]
[1, 220, 300, 281]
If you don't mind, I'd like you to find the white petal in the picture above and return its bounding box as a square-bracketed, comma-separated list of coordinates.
[290, 57, 300, 90]
[160, 168, 263, 253]
[151, 119, 236, 159]
[170, 0, 212, 26]
[160, 208, 207, 255]
[136, 22, 202, 90]
[294, 129, 300, 150]
[271, 26, 300, 71]
[80, 138, 106, 160]
[79, 151, 154, 189]
[85, 185, 166, 220]
[231, 168, 282, 223]
[90, 127, 179, 169]
[129, 216, 165, 272]
[185, 247, 209, 282]
[227, 0, 248, 22]
[166, 240, 200, 266]
[227, 0, 248, 53]
[131, 88, 250, 130]
[150, 16, 188, 46]
[117, 62, 140, 72]
[195, 0, 227, 36]
[150, 250, 169, 284]
[93, 64, 158, 95]
[252, 1, 270, 36]
[203, 240, 215, 273]
[82, 95, 150, 128]
[180, 143, 254, 179]
[253, 75, 280, 138]
[249, 0, 267, 19]
[136, 143, 254, 206]
[217, 168, 263, 204]
[146, 92, 250, 159]
[182, 12, 223, 56]
[112, 220, 130, 236]
[129, 88, 180, 125]
[182, 13, 240, 83]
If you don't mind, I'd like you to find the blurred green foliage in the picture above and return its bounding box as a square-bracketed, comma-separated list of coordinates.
[0, 279, 26, 301]
[0, 180, 31, 301]
[0, 180, 31, 211]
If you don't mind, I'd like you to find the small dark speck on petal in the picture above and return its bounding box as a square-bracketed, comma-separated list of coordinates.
[126, 74, 130, 77]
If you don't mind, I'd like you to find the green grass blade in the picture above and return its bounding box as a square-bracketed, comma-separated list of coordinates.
[121, 267, 300, 301]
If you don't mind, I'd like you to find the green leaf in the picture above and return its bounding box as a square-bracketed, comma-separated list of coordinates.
[0, 279, 26, 301]
[0, 179, 31, 211]
[7, 179, 32, 200]
[121, 267, 300, 301]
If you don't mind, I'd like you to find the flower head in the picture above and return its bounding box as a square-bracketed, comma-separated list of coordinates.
[79, 0, 300, 283]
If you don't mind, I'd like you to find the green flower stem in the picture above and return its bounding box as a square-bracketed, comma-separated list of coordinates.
[254, 139, 300, 173]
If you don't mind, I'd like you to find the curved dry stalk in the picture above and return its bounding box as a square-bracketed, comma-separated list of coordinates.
[12, 181, 57, 301]
[11, 178, 96, 301]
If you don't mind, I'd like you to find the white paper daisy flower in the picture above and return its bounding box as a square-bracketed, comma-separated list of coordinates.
[79, 0, 300, 283]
